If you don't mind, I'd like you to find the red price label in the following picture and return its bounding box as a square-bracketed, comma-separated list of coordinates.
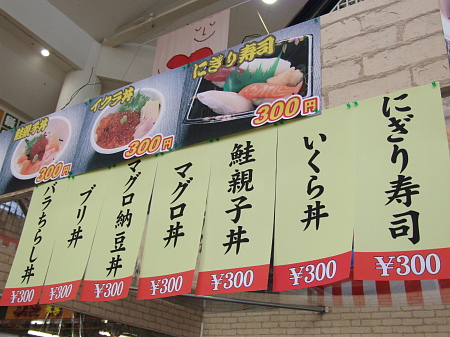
[272, 252, 351, 292]
[196, 265, 269, 295]
[148, 276, 183, 296]
[137, 271, 194, 300]
[373, 253, 441, 277]
[0, 286, 42, 306]
[92, 281, 124, 299]
[288, 260, 337, 286]
[79, 277, 131, 301]
[354, 248, 450, 281]
[40, 281, 80, 304]
[47, 284, 73, 301]
[210, 269, 254, 291]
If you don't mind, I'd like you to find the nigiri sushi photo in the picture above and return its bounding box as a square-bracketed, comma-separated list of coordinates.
[197, 91, 253, 115]
[184, 35, 312, 124]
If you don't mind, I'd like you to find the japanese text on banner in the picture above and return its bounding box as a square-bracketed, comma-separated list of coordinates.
[273, 110, 354, 292]
[353, 83, 450, 281]
[196, 128, 277, 295]
[0, 180, 69, 306]
[137, 143, 212, 299]
[79, 157, 158, 301]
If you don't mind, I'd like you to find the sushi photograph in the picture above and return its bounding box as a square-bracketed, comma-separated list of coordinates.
[176, 19, 321, 147]
[186, 36, 311, 123]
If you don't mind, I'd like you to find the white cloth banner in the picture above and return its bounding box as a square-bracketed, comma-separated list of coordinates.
[152, 9, 230, 75]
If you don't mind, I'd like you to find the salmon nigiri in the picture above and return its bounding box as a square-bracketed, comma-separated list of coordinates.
[238, 81, 302, 100]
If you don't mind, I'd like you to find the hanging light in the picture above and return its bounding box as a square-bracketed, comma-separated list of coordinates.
[41, 49, 50, 57]
[28, 330, 58, 337]
[262, 0, 277, 4]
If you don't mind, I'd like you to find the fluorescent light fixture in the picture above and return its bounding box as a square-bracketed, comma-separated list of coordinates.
[30, 320, 44, 325]
[99, 331, 111, 336]
[262, 0, 277, 3]
[40, 49, 50, 57]
[28, 330, 58, 337]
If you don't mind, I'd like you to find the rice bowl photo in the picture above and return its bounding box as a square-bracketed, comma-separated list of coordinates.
[10, 116, 71, 180]
[90, 88, 165, 154]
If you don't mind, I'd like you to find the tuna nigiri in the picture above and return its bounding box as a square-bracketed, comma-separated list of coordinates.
[205, 66, 243, 88]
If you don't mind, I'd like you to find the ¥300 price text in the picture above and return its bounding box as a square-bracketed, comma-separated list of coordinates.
[148, 276, 183, 296]
[374, 253, 441, 277]
[48, 284, 73, 301]
[289, 260, 337, 286]
[210, 270, 254, 291]
[9, 289, 35, 304]
[93, 281, 124, 299]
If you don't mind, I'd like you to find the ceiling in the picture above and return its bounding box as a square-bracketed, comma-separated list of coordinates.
[1, 0, 340, 122]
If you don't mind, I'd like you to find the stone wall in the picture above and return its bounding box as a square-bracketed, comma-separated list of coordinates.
[321, 0, 450, 109]
[202, 305, 450, 336]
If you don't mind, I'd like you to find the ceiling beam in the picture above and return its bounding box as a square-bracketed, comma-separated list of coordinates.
[102, 0, 220, 47]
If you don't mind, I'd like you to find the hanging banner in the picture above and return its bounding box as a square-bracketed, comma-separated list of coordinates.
[152, 10, 230, 75]
[79, 156, 158, 301]
[353, 83, 450, 281]
[195, 127, 277, 295]
[137, 142, 211, 299]
[0, 179, 70, 306]
[0, 19, 321, 196]
[272, 109, 354, 292]
[40, 168, 110, 303]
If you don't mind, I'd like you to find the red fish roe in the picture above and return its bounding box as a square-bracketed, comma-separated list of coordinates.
[29, 136, 49, 161]
[96, 110, 141, 149]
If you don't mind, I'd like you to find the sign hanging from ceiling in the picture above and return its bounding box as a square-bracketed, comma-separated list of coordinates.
[0, 18, 321, 196]
[152, 9, 230, 75]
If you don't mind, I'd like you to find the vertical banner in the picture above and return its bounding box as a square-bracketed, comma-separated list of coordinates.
[152, 10, 230, 75]
[0, 179, 70, 305]
[195, 127, 277, 295]
[137, 143, 211, 299]
[353, 83, 450, 280]
[40, 168, 110, 303]
[272, 111, 354, 292]
[79, 156, 158, 301]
